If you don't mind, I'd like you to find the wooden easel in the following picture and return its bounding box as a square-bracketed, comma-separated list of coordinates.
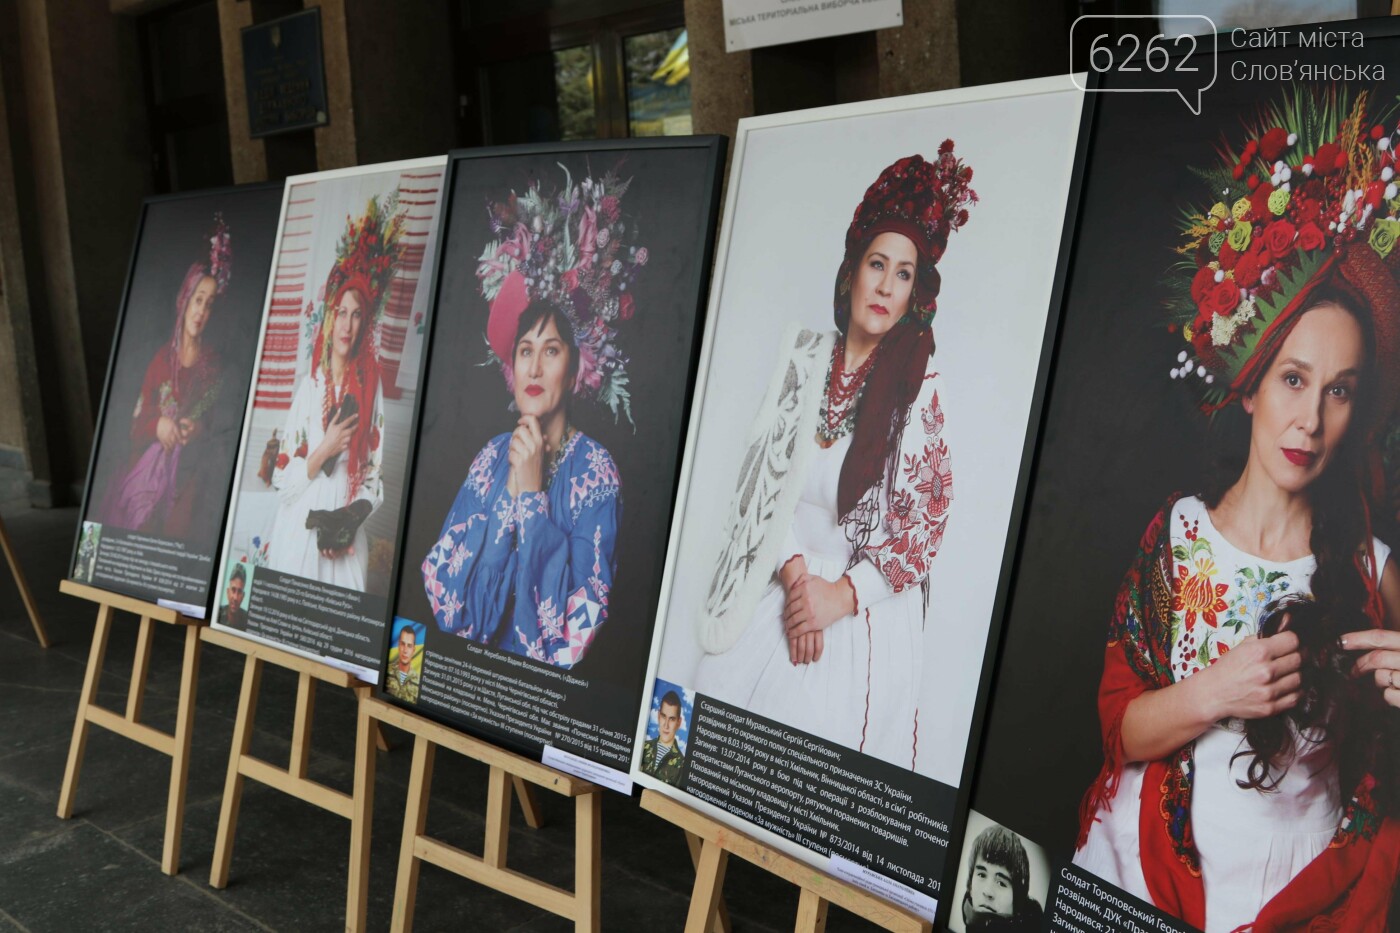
[356, 695, 603, 932]
[202, 625, 382, 929]
[2, 513, 49, 646]
[642, 790, 934, 933]
[56, 579, 202, 875]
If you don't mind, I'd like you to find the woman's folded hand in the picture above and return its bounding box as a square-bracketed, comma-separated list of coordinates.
[783, 573, 857, 640]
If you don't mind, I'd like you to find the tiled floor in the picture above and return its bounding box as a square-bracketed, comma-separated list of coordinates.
[0, 503, 884, 932]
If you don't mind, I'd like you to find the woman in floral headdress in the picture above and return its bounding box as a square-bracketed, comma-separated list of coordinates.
[691, 147, 976, 768]
[266, 196, 399, 590]
[420, 167, 631, 669]
[1074, 91, 1400, 933]
[100, 217, 234, 538]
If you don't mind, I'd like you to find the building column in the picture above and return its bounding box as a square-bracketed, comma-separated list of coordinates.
[218, 0, 268, 184]
[684, 0, 754, 143]
[307, 0, 357, 170]
[877, 0, 960, 98]
[15, 0, 92, 502]
[0, 41, 51, 500]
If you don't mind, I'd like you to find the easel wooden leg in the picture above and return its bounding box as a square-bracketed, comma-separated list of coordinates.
[161, 624, 200, 876]
[686, 831, 733, 933]
[514, 775, 545, 829]
[211, 654, 262, 889]
[795, 889, 830, 933]
[645, 791, 930, 933]
[58, 604, 113, 819]
[347, 688, 376, 933]
[574, 790, 601, 933]
[363, 697, 603, 931]
[391, 735, 436, 933]
[289, 673, 316, 780]
[126, 617, 155, 721]
[684, 838, 730, 933]
[373, 720, 391, 752]
[484, 766, 511, 868]
[0, 514, 49, 647]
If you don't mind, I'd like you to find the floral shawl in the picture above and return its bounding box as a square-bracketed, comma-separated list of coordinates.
[1079, 495, 1400, 932]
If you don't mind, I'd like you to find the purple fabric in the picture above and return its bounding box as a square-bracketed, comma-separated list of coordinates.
[101, 442, 181, 531]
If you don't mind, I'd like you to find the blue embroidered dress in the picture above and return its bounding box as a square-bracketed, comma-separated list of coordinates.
[421, 431, 621, 668]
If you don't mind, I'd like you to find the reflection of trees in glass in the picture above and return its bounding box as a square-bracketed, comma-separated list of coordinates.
[627, 29, 692, 137]
[553, 46, 595, 141]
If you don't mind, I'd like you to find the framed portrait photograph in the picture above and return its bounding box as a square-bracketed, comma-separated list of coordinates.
[211, 157, 447, 681]
[968, 19, 1400, 933]
[377, 137, 726, 791]
[70, 183, 283, 617]
[631, 76, 1086, 920]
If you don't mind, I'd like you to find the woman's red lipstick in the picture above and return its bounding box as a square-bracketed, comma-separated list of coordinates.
[524, 385, 544, 397]
[1282, 448, 1317, 467]
[870, 303, 889, 316]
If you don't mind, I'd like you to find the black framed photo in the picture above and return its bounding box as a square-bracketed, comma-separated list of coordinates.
[70, 182, 283, 617]
[968, 18, 1400, 933]
[377, 136, 726, 793]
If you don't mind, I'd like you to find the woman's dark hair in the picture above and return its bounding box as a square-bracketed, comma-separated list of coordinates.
[1233, 598, 1361, 791]
[1203, 287, 1399, 812]
[514, 303, 580, 394]
[835, 234, 940, 521]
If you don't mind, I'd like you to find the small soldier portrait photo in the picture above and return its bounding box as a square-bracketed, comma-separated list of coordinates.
[640, 680, 692, 786]
[73, 521, 102, 584]
[217, 561, 253, 629]
[384, 618, 424, 705]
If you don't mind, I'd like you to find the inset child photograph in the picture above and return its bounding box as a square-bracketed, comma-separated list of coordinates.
[639, 679, 693, 786]
[948, 811, 1049, 933]
[385, 618, 424, 704]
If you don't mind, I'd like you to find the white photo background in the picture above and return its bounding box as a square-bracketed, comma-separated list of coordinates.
[228, 166, 445, 599]
[652, 84, 1083, 786]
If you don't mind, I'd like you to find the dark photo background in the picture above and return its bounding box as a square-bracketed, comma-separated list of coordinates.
[75, 185, 283, 588]
[967, 30, 1400, 856]
[385, 141, 721, 741]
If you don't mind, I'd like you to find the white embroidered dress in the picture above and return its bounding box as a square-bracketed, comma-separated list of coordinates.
[1074, 495, 1391, 933]
[267, 369, 386, 590]
[694, 327, 953, 768]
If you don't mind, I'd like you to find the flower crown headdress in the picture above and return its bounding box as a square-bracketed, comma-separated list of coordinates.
[477, 162, 646, 426]
[1167, 88, 1400, 413]
[836, 143, 978, 325]
[209, 214, 232, 294]
[308, 192, 406, 372]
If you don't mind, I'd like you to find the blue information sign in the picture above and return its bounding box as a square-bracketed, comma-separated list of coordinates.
[241, 9, 330, 138]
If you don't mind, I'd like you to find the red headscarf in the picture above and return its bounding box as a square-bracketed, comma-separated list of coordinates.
[833, 149, 975, 518]
[312, 276, 381, 503]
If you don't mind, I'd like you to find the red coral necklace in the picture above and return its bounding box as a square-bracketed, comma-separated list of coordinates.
[818, 337, 878, 443]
